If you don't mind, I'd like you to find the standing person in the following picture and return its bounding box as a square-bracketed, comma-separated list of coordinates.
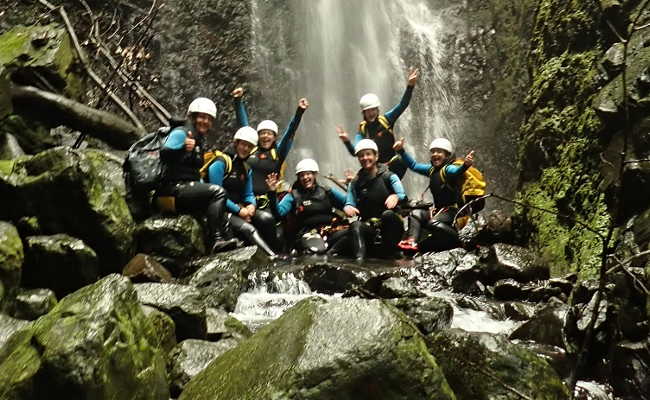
[156, 97, 237, 254]
[265, 159, 349, 255]
[206, 126, 278, 259]
[231, 87, 309, 205]
[336, 67, 419, 179]
[344, 139, 407, 261]
[392, 137, 475, 252]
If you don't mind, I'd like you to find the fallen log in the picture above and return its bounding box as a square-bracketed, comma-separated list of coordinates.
[10, 85, 146, 150]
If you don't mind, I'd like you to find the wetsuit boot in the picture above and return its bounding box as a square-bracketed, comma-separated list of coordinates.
[351, 221, 368, 261]
[239, 221, 278, 260]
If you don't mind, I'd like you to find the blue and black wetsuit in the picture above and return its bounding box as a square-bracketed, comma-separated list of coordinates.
[235, 98, 305, 199]
[207, 148, 277, 256]
[271, 183, 348, 254]
[344, 85, 414, 179]
[158, 125, 230, 247]
[398, 149, 468, 248]
[345, 164, 407, 259]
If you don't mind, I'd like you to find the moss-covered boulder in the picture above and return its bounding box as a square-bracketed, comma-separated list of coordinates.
[0, 23, 80, 97]
[205, 307, 252, 341]
[0, 274, 169, 399]
[0, 147, 135, 273]
[136, 215, 206, 259]
[22, 234, 99, 298]
[141, 304, 177, 355]
[0, 221, 23, 313]
[180, 297, 456, 400]
[428, 328, 570, 400]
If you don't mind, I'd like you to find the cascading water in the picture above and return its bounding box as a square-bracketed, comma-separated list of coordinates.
[250, 0, 460, 197]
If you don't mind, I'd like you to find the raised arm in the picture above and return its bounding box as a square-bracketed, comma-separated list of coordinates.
[231, 87, 249, 127]
[277, 98, 309, 159]
[384, 68, 419, 124]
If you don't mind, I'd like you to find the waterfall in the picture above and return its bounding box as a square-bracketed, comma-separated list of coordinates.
[250, 0, 460, 197]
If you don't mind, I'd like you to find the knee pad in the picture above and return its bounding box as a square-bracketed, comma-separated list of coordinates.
[207, 184, 225, 199]
[255, 210, 275, 225]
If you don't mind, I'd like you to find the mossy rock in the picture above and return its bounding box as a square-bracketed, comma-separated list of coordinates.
[0, 114, 57, 155]
[0, 23, 81, 98]
[427, 328, 570, 400]
[0, 67, 11, 119]
[0, 147, 135, 273]
[0, 221, 23, 313]
[180, 297, 456, 400]
[0, 325, 41, 399]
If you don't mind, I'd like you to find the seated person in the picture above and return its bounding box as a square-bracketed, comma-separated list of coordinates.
[343, 139, 407, 261]
[393, 137, 475, 252]
[205, 126, 278, 259]
[266, 159, 348, 255]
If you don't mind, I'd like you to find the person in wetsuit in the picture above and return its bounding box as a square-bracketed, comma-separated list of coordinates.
[157, 97, 237, 254]
[343, 139, 407, 261]
[393, 137, 475, 252]
[336, 67, 419, 179]
[206, 126, 278, 259]
[266, 159, 348, 255]
[231, 87, 309, 208]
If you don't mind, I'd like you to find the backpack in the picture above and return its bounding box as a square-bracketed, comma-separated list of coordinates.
[123, 127, 171, 193]
[359, 115, 393, 137]
[440, 160, 487, 213]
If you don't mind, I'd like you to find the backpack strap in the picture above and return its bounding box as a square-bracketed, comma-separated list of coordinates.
[377, 115, 393, 135]
[200, 150, 232, 179]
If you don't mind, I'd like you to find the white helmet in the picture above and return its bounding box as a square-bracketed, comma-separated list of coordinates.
[296, 158, 319, 174]
[359, 93, 381, 110]
[256, 120, 278, 135]
[429, 138, 453, 153]
[234, 126, 258, 146]
[187, 97, 217, 118]
[354, 139, 378, 155]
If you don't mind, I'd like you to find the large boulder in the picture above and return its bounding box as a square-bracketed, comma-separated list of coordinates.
[180, 297, 456, 400]
[140, 305, 177, 354]
[136, 215, 206, 260]
[0, 147, 135, 273]
[509, 299, 569, 348]
[428, 329, 570, 399]
[22, 234, 99, 298]
[387, 297, 454, 335]
[205, 307, 252, 341]
[484, 243, 549, 283]
[0, 274, 169, 399]
[122, 253, 173, 283]
[0, 221, 23, 312]
[135, 282, 207, 341]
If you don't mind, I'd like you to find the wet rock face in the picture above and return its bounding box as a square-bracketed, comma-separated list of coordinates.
[13, 288, 57, 320]
[611, 339, 650, 400]
[135, 282, 207, 341]
[205, 308, 252, 341]
[0, 313, 30, 349]
[0, 147, 135, 273]
[486, 243, 549, 282]
[428, 328, 570, 400]
[180, 297, 455, 400]
[22, 234, 100, 298]
[136, 215, 206, 259]
[509, 300, 569, 348]
[0, 221, 23, 312]
[387, 297, 454, 335]
[0, 274, 169, 399]
[168, 338, 239, 397]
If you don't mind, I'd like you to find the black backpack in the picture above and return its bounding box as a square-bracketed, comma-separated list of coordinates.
[123, 127, 171, 193]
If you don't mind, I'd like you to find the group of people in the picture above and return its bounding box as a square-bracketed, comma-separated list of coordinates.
[157, 68, 477, 261]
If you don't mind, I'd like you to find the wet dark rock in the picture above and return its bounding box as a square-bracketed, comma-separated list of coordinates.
[485, 243, 549, 283]
[427, 329, 570, 399]
[0, 313, 30, 349]
[0, 68, 10, 120]
[136, 215, 206, 259]
[168, 338, 239, 397]
[459, 211, 514, 247]
[522, 281, 566, 302]
[122, 253, 173, 283]
[548, 277, 575, 295]
[351, 275, 423, 299]
[0, 274, 169, 399]
[13, 288, 57, 320]
[412, 248, 482, 293]
[576, 293, 608, 332]
[0, 221, 23, 312]
[302, 262, 374, 294]
[574, 381, 616, 400]
[493, 278, 524, 300]
[15, 216, 41, 237]
[0, 148, 135, 273]
[135, 282, 207, 341]
[611, 339, 650, 400]
[141, 305, 177, 355]
[387, 297, 454, 335]
[572, 278, 599, 304]
[22, 234, 100, 298]
[205, 308, 252, 341]
[601, 43, 625, 75]
[180, 297, 455, 400]
[186, 247, 256, 311]
[515, 340, 570, 378]
[509, 300, 569, 348]
[503, 301, 535, 321]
